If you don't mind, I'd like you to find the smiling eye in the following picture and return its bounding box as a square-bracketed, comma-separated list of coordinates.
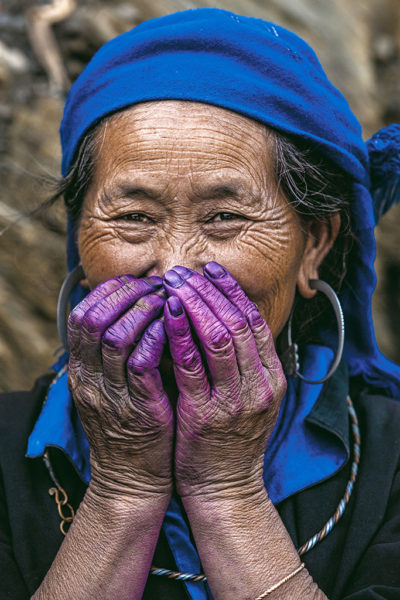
[118, 213, 152, 223]
[210, 212, 243, 222]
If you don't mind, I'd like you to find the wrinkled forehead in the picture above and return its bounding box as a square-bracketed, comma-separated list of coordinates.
[87, 100, 275, 195]
[91, 101, 275, 180]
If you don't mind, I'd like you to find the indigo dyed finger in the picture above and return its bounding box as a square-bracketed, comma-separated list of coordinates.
[164, 297, 210, 403]
[127, 320, 173, 429]
[102, 292, 165, 385]
[163, 269, 240, 392]
[203, 262, 277, 369]
[173, 267, 263, 377]
[68, 275, 126, 356]
[79, 278, 161, 372]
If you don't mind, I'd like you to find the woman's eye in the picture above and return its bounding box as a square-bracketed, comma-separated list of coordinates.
[117, 213, 152, 223]
[209, 212, 243, 222]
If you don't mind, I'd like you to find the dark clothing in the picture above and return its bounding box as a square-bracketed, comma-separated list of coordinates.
[1, 368, 400, 599]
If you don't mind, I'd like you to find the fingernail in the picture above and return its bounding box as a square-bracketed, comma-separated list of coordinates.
[146, 275, 163, 287]
[164, 270, 184, 288]
[167, 296, 183, 317]
[172, 266, 193, 280]
[204, 262, 226, 278]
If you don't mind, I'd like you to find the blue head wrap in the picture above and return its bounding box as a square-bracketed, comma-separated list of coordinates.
[60, 7, 400, 397]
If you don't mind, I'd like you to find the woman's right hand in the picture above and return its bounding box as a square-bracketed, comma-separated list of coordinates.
[67, 274, 174, 501]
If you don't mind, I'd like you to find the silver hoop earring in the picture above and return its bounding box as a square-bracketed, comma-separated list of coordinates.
[282, 279, 345, 384]
[57, 265, 85, 353]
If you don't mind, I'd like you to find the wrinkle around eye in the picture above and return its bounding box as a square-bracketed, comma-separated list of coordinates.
[202, 218, 251, 241]
[108, 217, 157, 244]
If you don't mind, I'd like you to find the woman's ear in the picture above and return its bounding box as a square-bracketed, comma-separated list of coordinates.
[297, 214, 341, 299]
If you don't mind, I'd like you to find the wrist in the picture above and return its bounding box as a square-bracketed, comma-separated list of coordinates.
[181, 484, 272, 527]
[85, 482, 172, 524]
[89, 464, 173, 502]
[181, 486, 307, 600]
[180, 476, 267, 507]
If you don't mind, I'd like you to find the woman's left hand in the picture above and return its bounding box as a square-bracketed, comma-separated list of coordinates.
[163, 262, 287, 501]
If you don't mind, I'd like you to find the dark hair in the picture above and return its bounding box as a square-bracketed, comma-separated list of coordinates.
[49, 114, 355, 345]
[273, 134, 355, 344]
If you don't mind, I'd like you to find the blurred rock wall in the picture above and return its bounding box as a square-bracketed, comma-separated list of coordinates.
[0, 0, 399, 392]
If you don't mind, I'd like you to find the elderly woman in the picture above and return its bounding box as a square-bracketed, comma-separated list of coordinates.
[1, 8, 400, 600]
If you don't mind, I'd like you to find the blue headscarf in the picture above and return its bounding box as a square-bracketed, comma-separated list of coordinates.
[60, 7, 400, 397]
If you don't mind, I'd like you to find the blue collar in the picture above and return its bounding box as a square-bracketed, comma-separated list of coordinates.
[27, 345, 349, 600]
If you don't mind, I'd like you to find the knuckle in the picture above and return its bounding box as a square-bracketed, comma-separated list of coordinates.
[82, 306, 105, 334]
[137, 348, 157, 369]
[252, 381, 276, 414]
[178, 348, 202, 372]
[68, 370, 100, 408]
[102, 328, 126, 352]
[209, 327, 231, 352]
[230, 312, 248, 335]
[136, 400, 172, 432]
[248, 309, 265, 328]
[68, 306, 84, 332]
[127, 353, 155, 374]
[127, 355, 144, 374]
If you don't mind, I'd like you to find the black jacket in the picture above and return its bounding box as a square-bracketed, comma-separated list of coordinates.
[1, 364, 400, 599]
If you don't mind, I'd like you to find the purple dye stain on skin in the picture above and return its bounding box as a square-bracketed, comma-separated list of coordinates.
[145, 319, 166, 345]
[130, 319, 166, 369]
[167, 296, 183, 317]
[100, 292, 165, 352]
[145, 275, 163, 287]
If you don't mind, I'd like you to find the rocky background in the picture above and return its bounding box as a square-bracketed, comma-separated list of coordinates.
[0, 0, 399, 392]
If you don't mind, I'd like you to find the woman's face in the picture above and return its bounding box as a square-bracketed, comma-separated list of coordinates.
[78, 101, 334, 339]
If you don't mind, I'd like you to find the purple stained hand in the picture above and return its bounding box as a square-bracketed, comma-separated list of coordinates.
[67, 274, 174, 500]
[67, 265, 286, 503]
[163, 262, 287, 501]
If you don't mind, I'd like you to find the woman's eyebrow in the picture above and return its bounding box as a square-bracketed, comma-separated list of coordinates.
[116, 183, 244, 198]
[108, 181, 259, 205]
[115, 184, 162, 200]
[191, 181, 264, 204]
[196, 183, 242, 199]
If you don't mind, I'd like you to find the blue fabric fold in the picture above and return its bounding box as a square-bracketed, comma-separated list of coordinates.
[367, 124, 400, 222]
[27, 346, 347, 599]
